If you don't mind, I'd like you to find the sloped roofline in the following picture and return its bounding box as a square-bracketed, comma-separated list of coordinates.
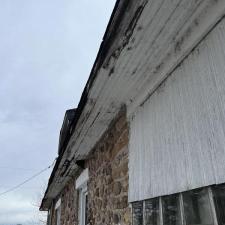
[40, 0, 225, 210]
[40, 0, 128, 210]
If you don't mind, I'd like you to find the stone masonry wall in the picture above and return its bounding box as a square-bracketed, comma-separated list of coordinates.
[60, 179, 79, 225]
[50, 203, 56, 225]
[87, 112, 131, 225]
[49, 175, 80, 225]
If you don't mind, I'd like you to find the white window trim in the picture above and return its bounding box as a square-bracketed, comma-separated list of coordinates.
[55, 198, 61, 225]
[79, 187, 88, 225]
[76, 169, 89, 225]
[76, 168, 89, 189]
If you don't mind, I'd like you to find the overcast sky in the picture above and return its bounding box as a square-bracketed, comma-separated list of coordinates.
[0, 1, 116, 224]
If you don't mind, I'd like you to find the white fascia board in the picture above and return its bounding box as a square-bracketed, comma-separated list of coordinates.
[76, 168, 89, 190]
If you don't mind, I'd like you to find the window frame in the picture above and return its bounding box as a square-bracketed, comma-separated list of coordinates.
[55, 198, 61, 225]
[132, 186, 220, 225]
[75, 168, 89, 225]
[79, 185, 88, 225]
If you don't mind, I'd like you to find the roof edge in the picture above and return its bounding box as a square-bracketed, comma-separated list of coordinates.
[40, 0, 129, 211]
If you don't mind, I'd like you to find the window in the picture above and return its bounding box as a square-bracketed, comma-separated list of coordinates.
[132, 184, 225, 225]
[76, 168, 89, 225]
[47, 209, 51, 225]
[183, 188, 214, 225]
[55, 198, 61, 225]
[79, 186, 88, 225]
[162, 194, 181, 225]
[145, 198, 160, 225]
[133, 202, 143, 225]
[212, 184, 225, 225]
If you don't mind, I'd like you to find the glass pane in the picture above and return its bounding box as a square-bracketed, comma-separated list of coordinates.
[183, 188, 214, 225]
[133, 201, 143, 225]
[212, 184, 225, 225]
[145, 198, 160, 225]
[162, 194, 181, 225]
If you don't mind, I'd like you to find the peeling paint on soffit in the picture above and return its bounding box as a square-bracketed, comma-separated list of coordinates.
[40, 0, 225, 210]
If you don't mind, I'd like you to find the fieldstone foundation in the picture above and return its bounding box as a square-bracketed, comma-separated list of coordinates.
[87, 113, 131, 225]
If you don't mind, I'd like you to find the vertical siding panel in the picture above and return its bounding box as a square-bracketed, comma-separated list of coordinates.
[206, 27, 225, 184]
[129, 17, 225, 202]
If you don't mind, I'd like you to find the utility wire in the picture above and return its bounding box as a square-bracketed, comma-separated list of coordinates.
[0, 159, 56, 197]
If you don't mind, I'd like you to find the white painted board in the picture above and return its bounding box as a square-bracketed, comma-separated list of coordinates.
[129, 17, 225, 202]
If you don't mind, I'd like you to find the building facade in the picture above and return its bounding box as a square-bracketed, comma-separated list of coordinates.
[41, 0, 225, 225]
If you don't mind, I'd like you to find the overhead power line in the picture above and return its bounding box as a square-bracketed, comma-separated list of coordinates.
[0, 159, 56, 197]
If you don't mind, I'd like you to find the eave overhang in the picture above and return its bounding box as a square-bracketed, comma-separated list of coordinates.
[40, 0, 225, 211]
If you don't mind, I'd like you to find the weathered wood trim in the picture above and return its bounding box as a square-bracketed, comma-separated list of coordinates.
[127, 0, 225, 116]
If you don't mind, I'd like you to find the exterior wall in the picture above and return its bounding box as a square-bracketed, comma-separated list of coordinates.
[48, 179, 79, 225]
[129, 16, 225, 202]
[60, 179, 79, 225]
[49, 204, 56, 225]
[87, 112, 131, 225]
